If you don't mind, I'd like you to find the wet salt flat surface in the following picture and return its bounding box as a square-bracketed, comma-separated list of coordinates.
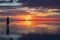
[0, 21, 60, 35]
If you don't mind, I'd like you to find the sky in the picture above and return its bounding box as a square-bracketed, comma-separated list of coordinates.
[0, 0, 60, 20]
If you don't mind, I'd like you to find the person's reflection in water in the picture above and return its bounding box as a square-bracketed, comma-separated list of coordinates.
[9, 37, 13, 40]
[6, 17, 13, 40]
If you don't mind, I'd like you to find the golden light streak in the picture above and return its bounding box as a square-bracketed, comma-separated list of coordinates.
[23, 21, 32, 26]
[29, 11, 58, 16]
[13, 21, 32, 26]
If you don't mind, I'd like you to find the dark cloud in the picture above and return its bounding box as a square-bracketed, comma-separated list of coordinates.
[22, 0, 60, 9]
[0, 0, 60, 9]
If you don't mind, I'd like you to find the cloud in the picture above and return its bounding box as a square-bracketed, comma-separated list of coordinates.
[0, 0, 60, 9]
[0, 9, 29, 16]
[22, 0, 60, 9]
[0, 7, 60, 18]
[19, 7, 60, 16]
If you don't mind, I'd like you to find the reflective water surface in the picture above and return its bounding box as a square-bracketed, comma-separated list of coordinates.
[0, 21, 60, 35]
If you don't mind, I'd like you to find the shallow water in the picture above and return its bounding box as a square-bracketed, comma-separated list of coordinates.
[0, 21, 60, 35]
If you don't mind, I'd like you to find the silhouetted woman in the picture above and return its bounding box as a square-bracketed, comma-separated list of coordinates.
[6, 17, 9, 35]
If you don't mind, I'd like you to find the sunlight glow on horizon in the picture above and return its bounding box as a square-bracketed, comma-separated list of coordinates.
[16, 15, 33, 21]
[15, 15, 33, 26]
[23, 21, 32, 26]
[22, 15, 32, 21]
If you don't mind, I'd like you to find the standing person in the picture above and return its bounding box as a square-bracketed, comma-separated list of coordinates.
[6, 17, 9, 36]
